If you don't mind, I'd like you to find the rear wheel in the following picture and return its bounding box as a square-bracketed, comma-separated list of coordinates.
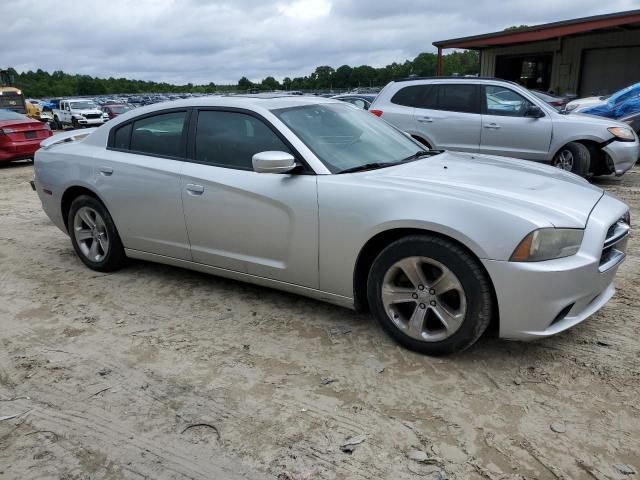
[68, 195, 126, 272]
[552, 142, 590, 177]
[367, 235, 493, 356]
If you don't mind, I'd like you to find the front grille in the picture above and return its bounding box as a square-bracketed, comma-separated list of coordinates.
[84, 113, 101, 119]
[599, 217, 630, 272]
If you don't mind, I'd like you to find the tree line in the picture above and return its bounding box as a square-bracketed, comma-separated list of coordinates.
[7, 50, 478, 98]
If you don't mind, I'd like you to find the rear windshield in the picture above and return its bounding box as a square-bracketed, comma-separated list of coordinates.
[0, 109, 27, 121]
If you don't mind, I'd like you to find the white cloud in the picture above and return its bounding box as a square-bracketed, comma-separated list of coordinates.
[2, 0, 637, 84]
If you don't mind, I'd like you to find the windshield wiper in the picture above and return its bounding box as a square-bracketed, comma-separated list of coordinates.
[338, 162, 396, 174]
[399, 150, 432, 162]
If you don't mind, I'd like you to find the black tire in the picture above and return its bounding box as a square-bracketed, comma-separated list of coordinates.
[68, 195, 126, 272]
[54, 116, 62, 130]
[367, 235, 494, 356]
[72, 118, 79, 130]
[552, 142, 590, 178]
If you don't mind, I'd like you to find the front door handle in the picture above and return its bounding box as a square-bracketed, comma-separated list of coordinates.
[98, 166, 113, 176]
[417, 117, 433, 123]
[186, 183, 204, 195]
[484, 123, 501, 129]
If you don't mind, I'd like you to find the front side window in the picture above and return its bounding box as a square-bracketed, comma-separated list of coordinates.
[485, 85, 532, 117]
[273, 103, 429, 173]
[195, 111, 292, 170]
[129, 111, 186, 157]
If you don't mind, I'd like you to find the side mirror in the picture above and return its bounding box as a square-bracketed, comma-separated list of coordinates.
[525, 105, 544, 118]
[252, 151, 297, 174]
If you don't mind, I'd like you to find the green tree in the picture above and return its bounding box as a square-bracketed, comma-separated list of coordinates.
[261, 76, 280, 90]
[238, 76, 253, 90]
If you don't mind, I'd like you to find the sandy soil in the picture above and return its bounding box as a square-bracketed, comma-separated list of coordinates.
[0, 161, 638, 480]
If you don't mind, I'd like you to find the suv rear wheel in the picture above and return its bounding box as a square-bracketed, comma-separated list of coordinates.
[552, 142, 590, 177]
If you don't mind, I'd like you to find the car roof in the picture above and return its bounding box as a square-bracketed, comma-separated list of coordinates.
[82, 94, 342, 147]
[120, 94, 339, 114]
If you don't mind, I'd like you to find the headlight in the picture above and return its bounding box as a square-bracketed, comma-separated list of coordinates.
[565, 104, 578, 112]
[607, 126, 635, 142]
[510, 228, 584, 262]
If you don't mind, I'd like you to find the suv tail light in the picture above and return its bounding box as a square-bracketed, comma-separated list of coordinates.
[370, 109, 383, 117]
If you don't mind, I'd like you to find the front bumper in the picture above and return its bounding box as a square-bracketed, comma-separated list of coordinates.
[603, 139, 639, 175]
[75, 117, 104, 126]
[483, 194, 629, 340]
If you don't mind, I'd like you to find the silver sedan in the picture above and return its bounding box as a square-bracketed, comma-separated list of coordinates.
[34, 96, 630, 355]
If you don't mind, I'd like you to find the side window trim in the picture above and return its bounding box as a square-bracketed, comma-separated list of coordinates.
[185, 107, 315, 175]
[106, 107, 191, 160]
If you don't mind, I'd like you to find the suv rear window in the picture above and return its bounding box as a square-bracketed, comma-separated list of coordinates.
[390, 85, 429, 107]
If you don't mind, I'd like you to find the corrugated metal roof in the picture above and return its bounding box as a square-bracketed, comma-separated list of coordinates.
[434, 9, 640, 49]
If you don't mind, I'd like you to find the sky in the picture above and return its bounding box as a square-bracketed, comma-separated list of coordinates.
[3, 0, 638, 85]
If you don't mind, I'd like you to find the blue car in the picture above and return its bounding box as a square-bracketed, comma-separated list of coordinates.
[580, 82, 640, 119]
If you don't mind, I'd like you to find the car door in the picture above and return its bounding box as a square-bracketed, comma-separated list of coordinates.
[413, 84, 481, 152]
[479, 85, 553, 160]
[94, 109, 191, 260]
[180, 108, 319, 288]
[61, 101, 71, 124]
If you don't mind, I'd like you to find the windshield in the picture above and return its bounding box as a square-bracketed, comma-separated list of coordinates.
[272, 103, 429, 173]
[70, 101, 97, 110]
[110, 105, 130, 113]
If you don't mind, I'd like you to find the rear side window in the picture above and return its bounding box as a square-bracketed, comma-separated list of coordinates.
[129, 111, 186, 158]
[195, 110, 292, 170]
[390, 85, 429, 107]
[431, 84, 479, 113]
[113, 123, 131, 149]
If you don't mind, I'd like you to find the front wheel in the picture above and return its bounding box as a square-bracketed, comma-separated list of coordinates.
[552, 142, 590, 177]
[367, 235, 494, 356]
[68, 195, 126, 272]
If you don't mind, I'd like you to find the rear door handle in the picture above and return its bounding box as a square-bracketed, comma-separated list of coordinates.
[186, 183, 204, 195]
[417, 117, 433, 123]
[98, 166, 113, 176]
[484, 123, 501, 129]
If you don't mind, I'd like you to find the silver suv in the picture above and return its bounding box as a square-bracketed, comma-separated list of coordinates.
[370, 78, 639, 177]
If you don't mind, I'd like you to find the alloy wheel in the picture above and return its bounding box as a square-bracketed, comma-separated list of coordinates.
[554, 149, 574, 171]
[73, 206, 110, 263]
[381, 256, 467, 342]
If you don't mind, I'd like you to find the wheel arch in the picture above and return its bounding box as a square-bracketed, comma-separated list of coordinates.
[60, 185, 109, 232]
[352, 228, 499, 332]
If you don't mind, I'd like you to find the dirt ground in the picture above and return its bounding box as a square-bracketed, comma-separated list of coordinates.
[0, 161, 638, 480]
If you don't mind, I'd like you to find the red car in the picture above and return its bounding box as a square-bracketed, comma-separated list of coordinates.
[0, 109, 52, 162]
[102, 104, 131, 120]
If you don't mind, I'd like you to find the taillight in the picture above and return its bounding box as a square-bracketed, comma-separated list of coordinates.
[370, 109, 383, 117]
[0, 128, 15, 135]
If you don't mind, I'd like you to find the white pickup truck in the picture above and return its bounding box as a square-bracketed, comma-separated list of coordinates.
[53, 99, 106, 129]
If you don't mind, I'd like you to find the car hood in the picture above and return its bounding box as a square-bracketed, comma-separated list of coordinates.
[361, 152, 604, 228]
[74, 109, 102, 115]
